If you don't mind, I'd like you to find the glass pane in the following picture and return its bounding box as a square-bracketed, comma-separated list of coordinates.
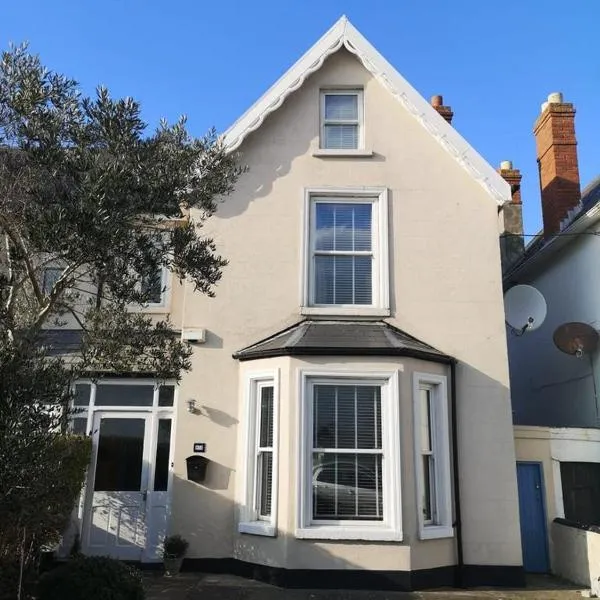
[420, 388, 433, 452]
[258, 451, 273, 517]
[94, 418, 145, 491]
[336, 386, 356, 449]
[324, 94, 358, 120]
[314, 385, 336, 448]
[312, 453, 383, 521]
[315, 203, 334, 251]
[259, 386, 274, 447]
[141, 267, 163, 304]
[42, 267, 62, 295]
[72, 417, 87, 435]
[153, 419, 172, 492]
[158, 385, 175, 407]
[74, 383, 91, 406]
[314, 256, 372, 305]
[95, 384, 154, 406]
[323, 124, 358, 149]
[314, 385, 381, 450]
[315, 203, 372, 253]
[422, 455, 434, 522]
[357, 387, 381, 449]
[314, 255, 334, 304]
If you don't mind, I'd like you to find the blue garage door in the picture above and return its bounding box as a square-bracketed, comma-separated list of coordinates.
[517, 462, 550, 573]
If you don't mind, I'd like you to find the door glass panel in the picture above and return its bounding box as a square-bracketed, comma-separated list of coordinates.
[158, 386, 175, 407]
[94, 418, 146, 491]
[74, 383, 91, 406]
[153, 419, 172, 491]
[71, 417, 88, 435]
[95, 384, 154, 406]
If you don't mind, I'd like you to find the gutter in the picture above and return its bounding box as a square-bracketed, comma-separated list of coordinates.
[450, 360, 465, 587]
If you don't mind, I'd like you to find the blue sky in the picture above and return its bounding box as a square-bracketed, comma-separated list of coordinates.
[2, 0, 598, 235]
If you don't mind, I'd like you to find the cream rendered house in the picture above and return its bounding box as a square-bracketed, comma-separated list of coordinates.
[67, 17, 524, 590]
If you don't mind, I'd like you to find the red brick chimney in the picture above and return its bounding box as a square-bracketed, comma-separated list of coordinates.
[498, 161, 524, 272]
[431, 95, 453, 124]
[533, 92, 581, 238]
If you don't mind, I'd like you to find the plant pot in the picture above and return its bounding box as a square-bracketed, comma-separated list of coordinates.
[164, 556, 184, 577]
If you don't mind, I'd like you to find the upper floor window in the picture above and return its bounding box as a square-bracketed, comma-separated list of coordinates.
[303, 188, 389, 315]
[41, 267, 62, 295]
[140, 265, 167, 306]
[320, 90, 363, 150]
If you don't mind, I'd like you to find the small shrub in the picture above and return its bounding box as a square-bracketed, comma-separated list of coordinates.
[163, 534, 189, 558]
[37, 556, 144, 600]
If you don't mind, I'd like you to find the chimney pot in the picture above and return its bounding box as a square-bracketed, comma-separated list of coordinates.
[548, 92, 564, 104]
[431, 95, 443, 107]
[431, 94, 453, 124]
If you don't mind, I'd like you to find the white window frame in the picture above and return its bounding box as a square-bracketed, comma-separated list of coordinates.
[300, 187, 389, 317]
[238, 370, 279, 537]
[320, 89, 364, 150]
[296, 369, 401, 541]
[413, 372, 453, 540]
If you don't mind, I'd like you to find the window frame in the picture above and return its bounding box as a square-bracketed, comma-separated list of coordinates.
[238, 370, 280, 537]
[320, 89, 364, 150]
[301, 187, 390, 317]
[296, 369, 402, 541]
[412, 372, 454, 540]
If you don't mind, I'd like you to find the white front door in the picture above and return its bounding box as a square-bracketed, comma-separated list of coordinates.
[83, 411, 173, 561]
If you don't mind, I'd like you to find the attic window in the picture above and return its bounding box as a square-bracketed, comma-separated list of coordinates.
[320, 90, 363, 150]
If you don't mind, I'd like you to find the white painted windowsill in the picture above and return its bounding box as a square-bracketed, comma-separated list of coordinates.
[419, 525, 454, 540]
[238, 521, 276, 537]
[295, 526, 402, 541]
[301, 306, 391, 318]
[313, 149, 374, 158]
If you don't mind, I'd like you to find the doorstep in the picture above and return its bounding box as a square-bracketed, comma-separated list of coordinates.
[143, 572, 588, 600]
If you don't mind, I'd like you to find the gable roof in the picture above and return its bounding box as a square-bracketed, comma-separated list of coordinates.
[233, 319, 454, 363]
[223, 16, 509, 207]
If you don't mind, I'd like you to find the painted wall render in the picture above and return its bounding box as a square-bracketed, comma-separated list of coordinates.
[167, 49, 521, 571]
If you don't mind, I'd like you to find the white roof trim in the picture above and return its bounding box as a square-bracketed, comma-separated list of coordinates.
[223, 16, 509, 206]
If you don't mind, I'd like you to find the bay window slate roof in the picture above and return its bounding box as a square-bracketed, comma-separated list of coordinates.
[233, 320, 454, 363]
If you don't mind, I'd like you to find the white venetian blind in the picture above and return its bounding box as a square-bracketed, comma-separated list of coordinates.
[256, 385, 274, 518]
[312, 201, 373, 305]
[322, 93, 359, 149]
[312, 384, 383, 521]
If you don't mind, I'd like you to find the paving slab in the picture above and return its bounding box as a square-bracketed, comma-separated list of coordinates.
[143, 573, 588, 600]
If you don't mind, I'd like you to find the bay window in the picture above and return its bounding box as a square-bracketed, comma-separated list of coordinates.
[297, 371, 401, 541]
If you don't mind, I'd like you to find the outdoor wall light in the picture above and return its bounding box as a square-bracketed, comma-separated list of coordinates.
[187, 398, 197, 413]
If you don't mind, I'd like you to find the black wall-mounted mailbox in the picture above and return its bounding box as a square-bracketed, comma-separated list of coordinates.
[186, 455, 209, 483]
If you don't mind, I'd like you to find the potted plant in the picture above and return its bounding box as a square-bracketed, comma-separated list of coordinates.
[163, 534, 189, 577]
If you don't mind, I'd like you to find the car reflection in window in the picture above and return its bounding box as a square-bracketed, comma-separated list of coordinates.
[312, 460, 380, 520]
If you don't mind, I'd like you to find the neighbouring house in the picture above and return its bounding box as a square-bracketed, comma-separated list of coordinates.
[56, 16, 524, 590]
[503, 93, 600, 592]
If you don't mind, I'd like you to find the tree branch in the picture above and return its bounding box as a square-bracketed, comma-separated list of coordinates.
[0, 214, 44, 307]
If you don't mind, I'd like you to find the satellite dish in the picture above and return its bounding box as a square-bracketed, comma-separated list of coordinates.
[553, 322, 599, 358]
[504, 285, 547, 335]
